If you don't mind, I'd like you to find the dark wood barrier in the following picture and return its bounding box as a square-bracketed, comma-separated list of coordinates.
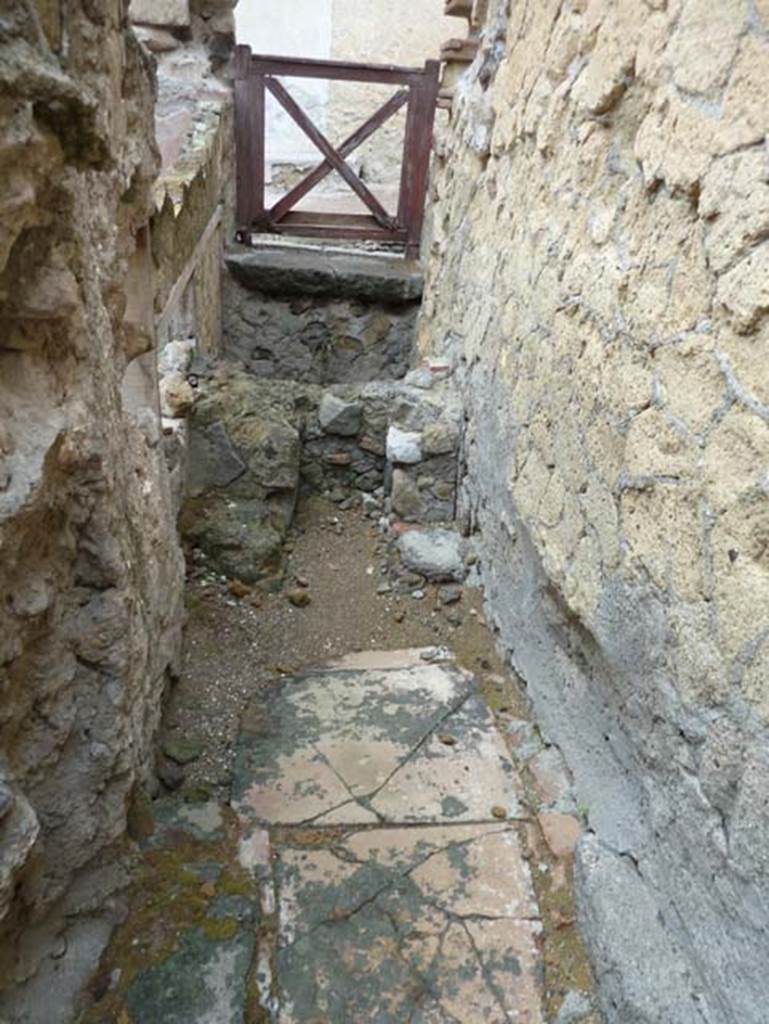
[233, 46, 440, 258]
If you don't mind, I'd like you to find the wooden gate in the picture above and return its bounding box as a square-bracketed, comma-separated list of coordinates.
[233, 46, 440, 258]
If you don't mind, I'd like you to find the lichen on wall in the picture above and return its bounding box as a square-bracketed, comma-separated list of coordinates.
[0, 2, 184, 1018]
[418, 1, 769, 1021]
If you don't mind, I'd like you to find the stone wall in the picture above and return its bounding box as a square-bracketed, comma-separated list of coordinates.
[130, 0, 235, 356]
[0, 3, 184, 1020]
[417, 1, 769, 1022]
[223, 246, 423, 385]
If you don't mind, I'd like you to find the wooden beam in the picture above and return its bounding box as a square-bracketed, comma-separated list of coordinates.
[234, 45, 265, 229]
[265, 76, 395, 230]
[250, 52, 422, 85]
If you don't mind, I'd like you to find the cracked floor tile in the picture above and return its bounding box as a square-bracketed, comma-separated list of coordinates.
[273, 825, 542, 1023]
[232, 656, 525, 827]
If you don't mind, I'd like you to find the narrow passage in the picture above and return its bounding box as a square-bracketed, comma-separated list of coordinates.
[80, 499, 598, 1024]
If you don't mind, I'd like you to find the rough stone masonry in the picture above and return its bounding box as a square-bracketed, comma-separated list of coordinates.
[0, 1, 185, 1016]
[417, 1, 769, 1022]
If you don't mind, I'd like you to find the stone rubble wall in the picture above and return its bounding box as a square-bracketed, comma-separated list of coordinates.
[182, 360, 462, 584]
[0, 2, 185, 1020]
[222, 268, 419, 385]
[416, 1, 769, 1022]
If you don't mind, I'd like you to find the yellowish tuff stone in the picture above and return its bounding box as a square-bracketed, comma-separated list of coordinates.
[716, 244, 769, 333]
[624, 408, 696, 480]
[703, 406, 769, 513]
[717, 330, 769, 409]
[654, 338, 726, 436]
[667, 0, 747, 95]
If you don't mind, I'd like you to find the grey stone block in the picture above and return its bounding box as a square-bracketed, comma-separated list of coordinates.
[318, 393, 363, 436]
[398, 528, 466, 582]
[225, 246, 423, 304]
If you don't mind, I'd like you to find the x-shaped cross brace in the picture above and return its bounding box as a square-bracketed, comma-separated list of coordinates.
[264, 77, 407, 231]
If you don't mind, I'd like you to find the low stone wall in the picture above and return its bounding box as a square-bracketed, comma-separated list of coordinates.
[180, 360, 462, 583]
[417, 1, 769, 1022]
[134, 0, 235, 357]
[223, 247, 422, 385]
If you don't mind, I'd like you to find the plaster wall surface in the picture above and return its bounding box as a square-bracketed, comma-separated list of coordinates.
[416, 1, 769, 1021]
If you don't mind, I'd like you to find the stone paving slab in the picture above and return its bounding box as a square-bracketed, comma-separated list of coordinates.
[272, 825, 542, 1024]
[229, 651, 544, 1023]
[232, 656, 526, 827]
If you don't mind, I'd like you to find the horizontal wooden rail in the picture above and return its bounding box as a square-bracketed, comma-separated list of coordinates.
[245, 52, 425, 85]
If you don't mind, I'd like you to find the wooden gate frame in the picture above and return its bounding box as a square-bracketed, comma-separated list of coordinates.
[233, 46, 440, 259]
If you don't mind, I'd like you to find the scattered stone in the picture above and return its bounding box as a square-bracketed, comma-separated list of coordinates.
[318, 393, 363, 436]
[491, 805, 508, 820]
[163, 736, 204, 766]
[394, 610, 406, 623]
[412, 589, 425, 600]
[159, 372, 195, 418]
[399, 572, 425, 589]
[157, 756, 185, 791]
[328, 487, 347, 503]
[538, 812, 582, 859]
[445, 610, 463, 627]
[438, 734, 457, 746]
[287, 588, 311, 608]
[376, 582, 392, 595]
[386, 425, 423, 464]
[227, 579, 251, 599]
[295, 575, 309, 588]
[398, 528, 465, 582]
[439, 584, 463, 605]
